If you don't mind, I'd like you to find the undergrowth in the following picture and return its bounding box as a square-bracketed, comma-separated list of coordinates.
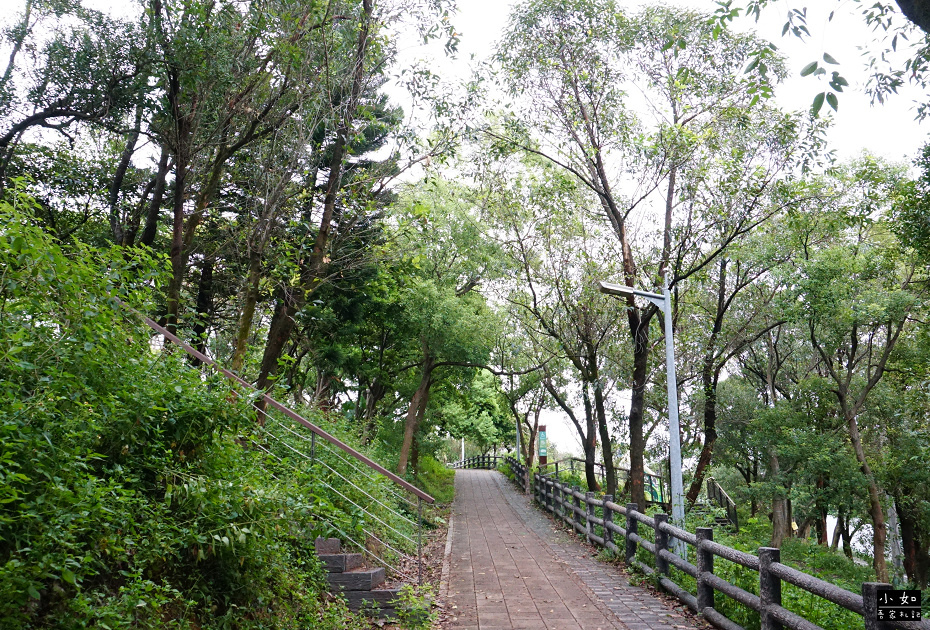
[0, 194, 422, 628]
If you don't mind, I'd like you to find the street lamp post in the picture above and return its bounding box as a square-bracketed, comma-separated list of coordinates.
[598, 279, 685, 546]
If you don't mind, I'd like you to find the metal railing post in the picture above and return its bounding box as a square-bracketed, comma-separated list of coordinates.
[759, 547, 782, 630]
[311, 432, 316, 463]
[654, 513, 669, 575]
[417, 497, 423, 586]
[696, 527, 715, 614]
[626, 503, 638, 564]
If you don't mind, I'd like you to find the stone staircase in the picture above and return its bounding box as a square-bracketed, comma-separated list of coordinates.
[690, 502, 735, 529]
[315, 537, 405, 618]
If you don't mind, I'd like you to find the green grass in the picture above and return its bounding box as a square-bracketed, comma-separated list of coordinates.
[415, 455, 456, 505]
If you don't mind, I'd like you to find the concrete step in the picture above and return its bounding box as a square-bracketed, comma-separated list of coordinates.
[314, 537, 342, 555]
[343, 587, 403, 610]
[327, 566, 385, 591]
[345, 589, 432, 622]
[318, 553, 364, 573]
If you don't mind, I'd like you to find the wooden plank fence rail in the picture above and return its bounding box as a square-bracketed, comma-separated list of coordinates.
[496, 456, 928, 630]
[449, 455, 506, 470]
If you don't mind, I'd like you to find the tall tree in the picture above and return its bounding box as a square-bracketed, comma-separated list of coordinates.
[389, 179, 503, 475]
[495, 0, 806, 507]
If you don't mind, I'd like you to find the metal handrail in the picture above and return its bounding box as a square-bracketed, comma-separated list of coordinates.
[259, 426, 418, 546]
[115, 298, 434, 504]
[265, 415, 418, 515]
[115, 299, 433, 584]
[255, 444, 412, 577]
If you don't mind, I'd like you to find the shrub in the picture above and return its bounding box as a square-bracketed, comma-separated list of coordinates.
[0, 194, 368, 629]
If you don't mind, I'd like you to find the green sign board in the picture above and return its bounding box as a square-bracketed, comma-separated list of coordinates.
[538, 429, 547, 457]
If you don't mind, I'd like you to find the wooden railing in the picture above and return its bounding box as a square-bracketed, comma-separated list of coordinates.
[538, 456, 668, 507]
[707, 476, 739, 532]
[449, 455, 505, 469]
[527, 467, 928, 630]
[506, 456, 529, 489]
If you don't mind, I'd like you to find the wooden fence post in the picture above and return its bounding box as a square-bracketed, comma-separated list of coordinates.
[862, 582, 892, 630]
[585, 491, 595, 543]
[573, 486, 582, 532]
[696, 527, 715, 614]
[759, 547, 782, 630]
[626, 503, 638, 564]
[603, 494, 614, 548]
[654, 514, 669, 575]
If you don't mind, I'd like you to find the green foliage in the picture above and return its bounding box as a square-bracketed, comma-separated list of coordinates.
[413, 456, 455, 505]
[392, 584, 437, 630]
[0, 194, 371, 628]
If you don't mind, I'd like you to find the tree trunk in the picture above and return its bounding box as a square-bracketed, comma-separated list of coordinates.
[138, 148, 170, 248]
[831, 511, 843, 550]
[845, 411, 889, 581]
[687, 258, 730, 505]
[397, 354, 434, 475]
[163, 53, 191, 334]
[580, 383, 600, 491]
[165, 146, 188, 333]
[687, 366, 718, 505]
[769, 449, 789, 547]
[524, 407, 540, 494]
[593, 381, 616, 496]
[897, 496, 930, 587]
[109, 97, 144, 245]
[627, 308, 650, 510]
[841, 512, 854, 559]
[253, 102, 349, 393]
[231, 247, 263, 373]
[361, 379, 386, 444]
[816, 476, 828, 545]
[189, 256, 213, 365]
[255, 289, 304, 400]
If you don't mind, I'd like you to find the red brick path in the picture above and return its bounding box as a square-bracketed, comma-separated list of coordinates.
[444, 469, 700, 630]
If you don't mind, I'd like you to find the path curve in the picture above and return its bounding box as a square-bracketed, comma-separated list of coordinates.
[444, 469, 700, 630]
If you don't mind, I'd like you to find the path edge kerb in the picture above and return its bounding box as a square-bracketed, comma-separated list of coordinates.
[439, 511, 454, 600]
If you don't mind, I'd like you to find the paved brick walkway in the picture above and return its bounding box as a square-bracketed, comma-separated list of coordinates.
[444, 469, 699, 630]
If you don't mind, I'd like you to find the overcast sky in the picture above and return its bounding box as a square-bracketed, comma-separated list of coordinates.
[394, 0, 929, 162]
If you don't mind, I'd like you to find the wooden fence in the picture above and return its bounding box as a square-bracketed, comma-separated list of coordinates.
[539, 456, 669, 506]
[449, 455, 504, 469]
[502, 456, 927, 630]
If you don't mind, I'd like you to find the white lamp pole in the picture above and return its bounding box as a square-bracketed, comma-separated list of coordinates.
[598, 280, 685, 539]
